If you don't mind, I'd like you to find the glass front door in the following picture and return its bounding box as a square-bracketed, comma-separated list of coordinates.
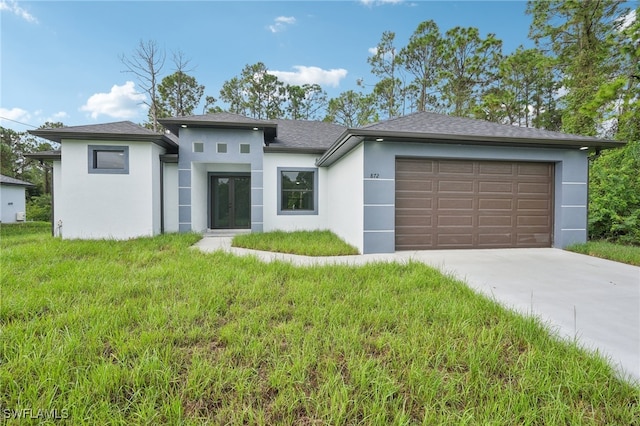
[210, 175, 250, 229]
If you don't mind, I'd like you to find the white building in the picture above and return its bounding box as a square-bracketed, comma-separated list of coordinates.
[0, 174, 34, 223]
[30, 112, 624, 253]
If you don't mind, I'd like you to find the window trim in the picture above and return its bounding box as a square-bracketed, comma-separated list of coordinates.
[88, 145, 129, 174]
[277, 167, 318, 215]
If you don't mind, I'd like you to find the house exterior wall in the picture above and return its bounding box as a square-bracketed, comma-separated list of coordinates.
[360, 140, 589, 253]
[0, 185, 27, 223]
[163, 162, 179, 233]
[56, 139, 165, 239]
[263, 152, 328, 232]
[326, 144, 364, 253]
[177, 128, 263, 232]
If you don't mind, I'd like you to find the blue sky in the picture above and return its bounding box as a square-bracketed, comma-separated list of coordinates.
[1, 1, 550, 132]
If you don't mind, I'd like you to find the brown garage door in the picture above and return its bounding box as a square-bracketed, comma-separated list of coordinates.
[395, 158, 553, 250]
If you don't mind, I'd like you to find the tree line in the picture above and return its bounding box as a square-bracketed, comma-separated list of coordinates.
[2, 0, 638, 243]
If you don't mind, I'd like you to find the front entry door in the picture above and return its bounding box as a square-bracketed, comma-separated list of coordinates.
[210, 175, 251, 229]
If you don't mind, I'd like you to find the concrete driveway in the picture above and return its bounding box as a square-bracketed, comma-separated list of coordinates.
[195, 238, 640, 383]
[400, 248, 640, 384]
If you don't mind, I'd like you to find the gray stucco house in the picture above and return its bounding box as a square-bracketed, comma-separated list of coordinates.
[30, 112, 623, 253]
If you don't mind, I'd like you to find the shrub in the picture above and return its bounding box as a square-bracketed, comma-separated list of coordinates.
[588, 140, 640, 245]
[26, 193, 52, 222]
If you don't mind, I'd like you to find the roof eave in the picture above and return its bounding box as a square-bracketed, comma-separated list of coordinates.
[29, 130, 177, 150]
[264, 146, 326, 155]
[316, 129, 625, 167]
[24, 151, 62, 161]
[159, 118, 277, 133]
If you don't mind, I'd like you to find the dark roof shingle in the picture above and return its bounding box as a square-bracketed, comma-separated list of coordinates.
[29, 121, 176, 149]
[361, 111, 611, 143]
[0, 174, 34, 186]
[267, 120, 347, 152]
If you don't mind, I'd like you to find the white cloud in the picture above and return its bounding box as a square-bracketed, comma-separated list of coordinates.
[268, 16, 296, 33]
[80, 81, 147, 120]
[268, 66, 348, 88]
[0, 107, 31, 125]
[368, 47, 378, 56]
[0, 0, 38, 23]
[47, 111, 68, 122]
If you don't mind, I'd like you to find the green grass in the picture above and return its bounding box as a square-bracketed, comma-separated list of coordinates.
[567, 241, 640, 266]
[1, 225, 638, 425]
[232, 230, 360, 256]
[0, 221, 50, 237]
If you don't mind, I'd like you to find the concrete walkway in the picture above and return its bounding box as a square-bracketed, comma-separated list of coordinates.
[194, 236, 640, 383]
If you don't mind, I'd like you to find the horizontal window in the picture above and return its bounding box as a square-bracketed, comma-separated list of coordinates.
[88, 145, 129, 174]
[278, 168, 318, 215]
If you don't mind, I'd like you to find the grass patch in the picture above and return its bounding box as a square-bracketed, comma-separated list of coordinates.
[232, 230, 360, 256]
[567, 241, 640, 266]
[0, 221, 50, 237]
[2, 225, 639, 424]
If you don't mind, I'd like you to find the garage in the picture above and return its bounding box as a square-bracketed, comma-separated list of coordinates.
[395, 158, 554, 250]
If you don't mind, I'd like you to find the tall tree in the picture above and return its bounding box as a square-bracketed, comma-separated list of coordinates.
[120, 40, 165, 132]
[219, 76, 247, 115]
[476, 47, 561, 129]
[438, 27, 502, 117]
[157, 71, 205, 117]
[324, 90, 377, 127]
[242, 62, 284, 119]
[156, 51, 205, 118]
[527, 0, 625, 135]
[398, 20, 442, 112]
[368, 31, 404, 118]
[219, 63, 285, 119]
[284, 84, 327, 120]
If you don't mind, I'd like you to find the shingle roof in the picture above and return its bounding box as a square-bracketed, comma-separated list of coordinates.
[0, 174, 34, 186]
[316, 111, 624, 166]
[29, 121, 177, 150]
[266, 120, 347, 152]
[361, 112, 612, 143]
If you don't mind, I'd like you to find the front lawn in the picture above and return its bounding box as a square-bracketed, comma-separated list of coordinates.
[1, 225, 638, 424]
[567, 241, 640, 266]
[232, 230, 359, 256]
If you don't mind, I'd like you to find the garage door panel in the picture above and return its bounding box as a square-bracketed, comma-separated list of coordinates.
[478, 233, 513, 245]
[478, 215, 512, 226]
[396, 179, 433, 191]
[518, 182, 551, 194]
[396, 197, 432, 209]
[437, 215, 474, 226]
[478, 199, 513, 210]
[396, 158, 553, 250]
[438, 180, 474, 192]
[518, 163, 552, 176]
[518, 199, 550, 210]
[438, 161, 474, 174]
[396, 215, 432, 226]
[516, 233, 551, 246]
[437, 233, 474, 247]
[517, 215, 551, 226]
[479, 163, 515, 174]
[438, 198, 474, 209]
[479, 181, 513, 193]
[398, 159, 434, 172]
